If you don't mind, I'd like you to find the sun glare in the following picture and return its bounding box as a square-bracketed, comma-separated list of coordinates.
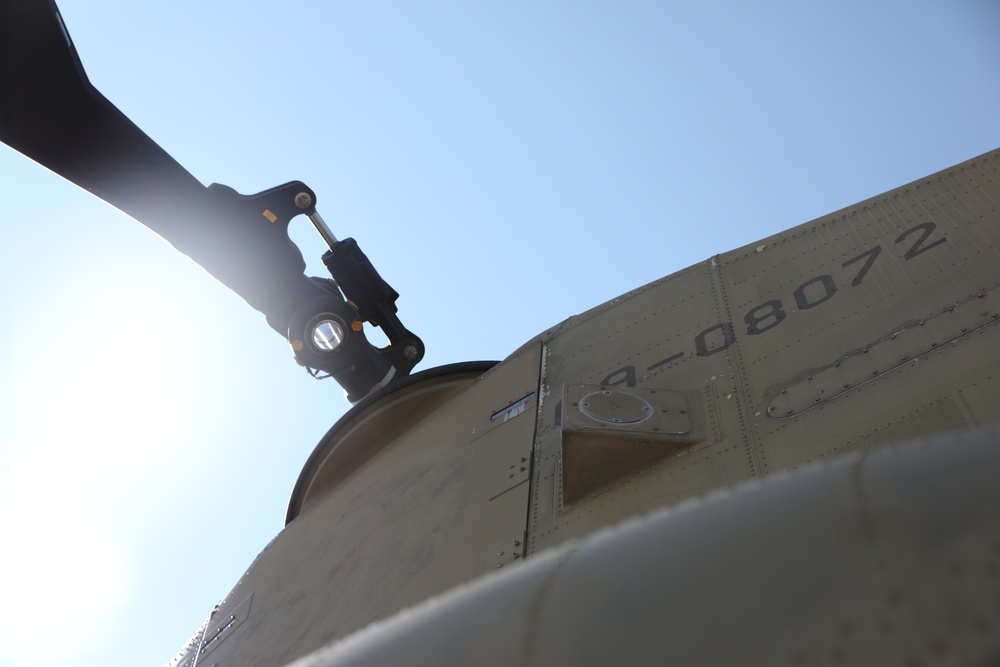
[0, 488, 129, 667]
[0, 276, 205, 667]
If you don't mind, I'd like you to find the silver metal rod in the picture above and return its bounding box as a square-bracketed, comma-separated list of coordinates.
[308, 210, 338, 249]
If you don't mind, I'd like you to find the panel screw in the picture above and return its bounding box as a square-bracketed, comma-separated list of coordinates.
[404, 345, 419, 360]
[294, 192, 313, 209]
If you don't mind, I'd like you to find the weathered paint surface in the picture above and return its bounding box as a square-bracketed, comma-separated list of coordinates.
[176, 149, 1000, 667]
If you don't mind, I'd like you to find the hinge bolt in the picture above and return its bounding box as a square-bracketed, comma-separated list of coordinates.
[294, 192, 313, 209]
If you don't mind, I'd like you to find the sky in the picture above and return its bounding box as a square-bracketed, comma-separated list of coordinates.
[1, 1, 998, 666]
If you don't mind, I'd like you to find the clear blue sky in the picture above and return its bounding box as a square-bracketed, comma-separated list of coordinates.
[1, 1, 998, 666]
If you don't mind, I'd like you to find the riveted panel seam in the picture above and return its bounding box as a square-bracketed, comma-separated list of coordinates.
[708, 256, 764, 480]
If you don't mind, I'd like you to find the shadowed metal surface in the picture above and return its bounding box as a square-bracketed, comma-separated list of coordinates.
[169, 148, 1000, 667]
[286, 427, 1000, 667]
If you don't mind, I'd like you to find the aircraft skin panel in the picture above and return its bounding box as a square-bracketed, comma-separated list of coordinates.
[168, 149, 999, 665]
[283, 429, 1000, 667]
[737, 152, 998, 470]
[529, 261, 755, 554]
[716, 149, 1000, 474]
[187, 349, 541, 667]
[526, 148, 1000, 553]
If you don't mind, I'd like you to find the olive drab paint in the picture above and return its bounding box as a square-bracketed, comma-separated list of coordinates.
[172, 148, 1000, 667]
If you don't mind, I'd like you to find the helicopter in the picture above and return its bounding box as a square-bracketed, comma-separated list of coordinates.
[2, 1, 1000, 666]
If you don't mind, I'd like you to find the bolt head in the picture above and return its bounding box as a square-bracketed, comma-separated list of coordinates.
[294, 192, 313, 209]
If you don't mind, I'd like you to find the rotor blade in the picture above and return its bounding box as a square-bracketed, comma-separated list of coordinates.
[0, 0, 326, 333]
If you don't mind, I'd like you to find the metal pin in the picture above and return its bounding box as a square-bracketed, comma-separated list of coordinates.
[307, 209, 339, 249]
[294, 192, 313, 209]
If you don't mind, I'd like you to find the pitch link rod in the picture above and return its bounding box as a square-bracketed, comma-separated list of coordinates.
[293, 190, 339, 249]
[308, 210, 338, 249]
